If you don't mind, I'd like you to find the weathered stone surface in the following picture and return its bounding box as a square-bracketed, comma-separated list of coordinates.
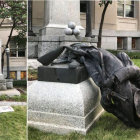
[91, 37, 98, 43]
[39, 36, 60, 42]
[28, 79, 104, 135]
[91, 43, 97, 47]
[6, 79, 13, 89]
[28, 42, 38, 58]
[60, 35, 94, 42]
[40, 27, 70, 36]
[40, 0, 84, 37]
[44, 1, 81, 26]
[59, 36, 98, 47]
[80, 37, 91, 42]
[28, 36, 39, 42]
[38, 42, 60, 58]
[29, 105, 104, 135]
[60, 35, 82, 42]
[60, 41, 81, 47]
[0, 80, 7, 91]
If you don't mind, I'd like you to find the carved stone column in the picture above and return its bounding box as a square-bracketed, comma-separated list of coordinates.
[38, 0, 84, 58]
[40, 0, 84, 36]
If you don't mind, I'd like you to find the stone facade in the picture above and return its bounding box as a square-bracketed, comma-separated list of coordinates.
[28, 35, 98, 58]
[31, 0, 140, 52]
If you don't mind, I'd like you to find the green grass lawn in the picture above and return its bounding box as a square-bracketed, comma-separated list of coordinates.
[28, 112, 140, 140]
[0, 94, 26, 102]
[0, 106, 27, 140]
[132, 59, 140, 67]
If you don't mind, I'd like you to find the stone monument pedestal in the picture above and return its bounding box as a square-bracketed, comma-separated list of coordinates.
[28, 79, 104, 135]
[0, 79, 14, 91]
[40, 0, 83, 37]
[0, 74, 4, 79]
[28, 65, 104, 135]
[6, 79, 13, 89]
[0, 80, 7, 91]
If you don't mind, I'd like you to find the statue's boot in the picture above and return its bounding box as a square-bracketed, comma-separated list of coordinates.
[69, 60, 80, 69]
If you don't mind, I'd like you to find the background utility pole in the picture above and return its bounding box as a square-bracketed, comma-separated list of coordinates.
[28, 0, 36, 36]
[5, 48, 10, 79]
[85, 1, 93, 37]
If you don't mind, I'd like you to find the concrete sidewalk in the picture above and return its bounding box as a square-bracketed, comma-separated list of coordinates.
[0, 101, 27, 106]
[0, 88, 20, 97]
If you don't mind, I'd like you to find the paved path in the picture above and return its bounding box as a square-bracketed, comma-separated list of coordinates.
[0, 101, 27, 106]
[0, 88, 20, 96]
[28, 80, 37, 87]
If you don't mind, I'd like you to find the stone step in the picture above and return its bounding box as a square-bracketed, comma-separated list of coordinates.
[0, 88, 20, 97]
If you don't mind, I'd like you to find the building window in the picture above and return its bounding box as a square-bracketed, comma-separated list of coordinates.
[21, 71, 26, 80]
[117, 37, 124, 49]
[80, 1, 86, 13]
[132, 38, 140, 50]
[10, 71, 17, 79]
[10, 40, 26, 58]
[117, 0, 134, 18]
[132, 38, 136, 49]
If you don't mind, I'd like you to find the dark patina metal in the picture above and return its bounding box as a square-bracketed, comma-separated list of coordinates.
[37, 43, 140, 128]
[38, 65, 89, 84]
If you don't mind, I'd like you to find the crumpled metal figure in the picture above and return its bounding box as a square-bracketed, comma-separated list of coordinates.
[38, 43, 140, 128]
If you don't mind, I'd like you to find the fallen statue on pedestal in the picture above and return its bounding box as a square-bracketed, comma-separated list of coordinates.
[38, 43, 140, 128]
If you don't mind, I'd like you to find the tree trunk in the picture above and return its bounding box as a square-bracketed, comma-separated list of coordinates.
[97, 1, 110, 48]
[1, 21, 15, 73]
[0, 18, 5, 27]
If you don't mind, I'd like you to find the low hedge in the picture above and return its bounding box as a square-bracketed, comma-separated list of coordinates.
[108, 50, 140, 59]
[13, 80, 27, 87]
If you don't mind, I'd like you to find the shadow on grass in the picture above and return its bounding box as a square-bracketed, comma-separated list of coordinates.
[28, 112, 140, 140]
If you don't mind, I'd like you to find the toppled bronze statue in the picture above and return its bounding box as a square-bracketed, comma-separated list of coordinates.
[38, 43, 140, 128]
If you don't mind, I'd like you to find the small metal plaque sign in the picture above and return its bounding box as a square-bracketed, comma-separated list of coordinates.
[0, 106, 14, 113]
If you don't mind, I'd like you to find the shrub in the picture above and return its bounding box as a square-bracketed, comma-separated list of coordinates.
[28, 68, 38, 81]
[108, 50, 140, 59]
[13, 80, 27, 87]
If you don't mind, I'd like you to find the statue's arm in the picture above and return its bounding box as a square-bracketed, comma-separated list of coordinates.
[37, 46, 65, 65]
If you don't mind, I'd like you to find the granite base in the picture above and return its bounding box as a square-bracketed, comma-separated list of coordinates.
[28, 79, 104, 135]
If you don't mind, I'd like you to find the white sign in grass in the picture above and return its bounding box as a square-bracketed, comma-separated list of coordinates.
[0, 106, 14, 113]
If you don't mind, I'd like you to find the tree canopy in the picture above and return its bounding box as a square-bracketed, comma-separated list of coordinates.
[0, 0, 27, 72]
[0, 0, 27, 46]
[99, 0, 112, 7]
